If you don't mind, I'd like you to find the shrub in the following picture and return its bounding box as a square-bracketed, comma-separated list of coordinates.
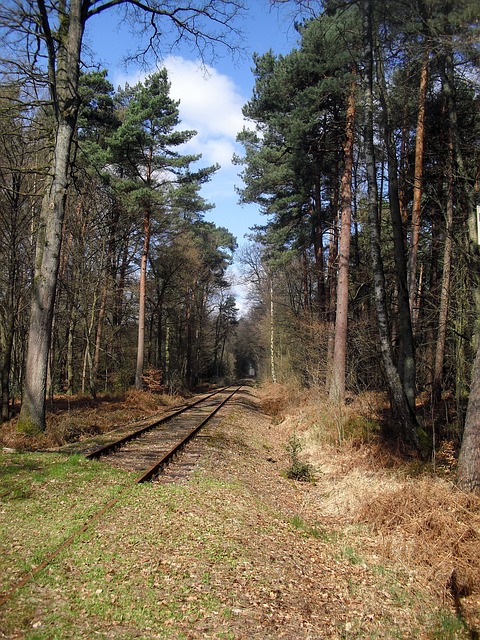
[285, 432, 315, 482]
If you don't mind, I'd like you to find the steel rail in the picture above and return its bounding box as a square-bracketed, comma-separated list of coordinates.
[136, 386, 241, 483]
[85, 386, 230, 460]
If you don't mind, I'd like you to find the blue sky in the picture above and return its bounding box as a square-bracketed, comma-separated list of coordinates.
[83, 1, 302, 246]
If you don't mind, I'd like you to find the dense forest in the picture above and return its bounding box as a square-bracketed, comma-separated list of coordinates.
[235, 0, 480, 489]
[0, 1, 479, 488]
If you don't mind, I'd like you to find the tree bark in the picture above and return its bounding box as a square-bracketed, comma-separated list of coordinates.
[17, 0, 85, 433]
[66, 302, 77, 396]
[270, 277, 277, 384]
[92, 271, 109, 397]
[1, 310, 15, 422]
[442, 45, 480, 489]
[432, 135, 454, 400]
[361, 0, 420, 452]
[458, 338, 480, 492]
[329, 76, 356, 403]
[135, 208, 151, 389]
[408, 51, 429, 329]
[312, 178, 326, 318]
[377, 47, 417, 415]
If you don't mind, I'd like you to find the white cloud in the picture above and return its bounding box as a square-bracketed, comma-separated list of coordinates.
[111, 57, 254, 242]
[112, 56, 249, 169]
[164, 56, 246, 140]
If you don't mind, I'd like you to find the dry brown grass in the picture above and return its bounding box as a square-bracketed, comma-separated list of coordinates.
[257, 381, 308, 422]
[0, 389, 184, 451]
[263, 382, 480, 633]
[355, 479, 480, 592]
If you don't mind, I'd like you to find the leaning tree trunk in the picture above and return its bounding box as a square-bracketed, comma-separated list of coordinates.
[361, 0, 420, 452]
[17, 0, 85, 434]
[329, 76, 356, 403]
[377, 48, 416, 414]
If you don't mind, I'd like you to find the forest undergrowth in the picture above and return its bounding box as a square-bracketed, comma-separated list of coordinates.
[1, 382, 479, 638]
[257, 382, 480, 634]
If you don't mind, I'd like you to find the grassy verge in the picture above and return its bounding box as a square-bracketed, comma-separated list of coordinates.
[0, 453, 133, 594]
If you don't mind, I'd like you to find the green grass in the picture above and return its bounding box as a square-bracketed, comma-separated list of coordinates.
[0, 452, 133, 593]
[289, 514, 337, 542]
[0, 476, 245, 639]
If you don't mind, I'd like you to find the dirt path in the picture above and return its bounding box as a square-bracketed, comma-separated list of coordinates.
[135, 386, 466, 639]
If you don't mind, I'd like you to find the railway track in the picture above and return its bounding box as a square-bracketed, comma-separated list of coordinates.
[88, 385, 241, 481]
[0, 385, 242, 607]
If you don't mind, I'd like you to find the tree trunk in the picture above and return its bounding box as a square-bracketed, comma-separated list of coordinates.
[1, 312, 15, 422]
[425, 180, 442, 385]
[66, 302, 77, 396]
[185, 283, 194, 386]
[329, 76, 356, 403]
[398, 102, 409, 226]
[135, 208, 151, 389]
[361, 0, 420, 452]
[458, 338, 480, 492]
[17, 0, 84, 434]
[408, 51, 429, 328]
[442, 46, 480, 489]
[18, 124, 75, 433]
[92, 272, 109, 397]
[326, 175, 340, 388]
[432, 135, 454, 400]
[377, 46, 416, 414]
[270, 277, 277, 384]
[312, 178, 326, 318]
[165, 323, 170, 380]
